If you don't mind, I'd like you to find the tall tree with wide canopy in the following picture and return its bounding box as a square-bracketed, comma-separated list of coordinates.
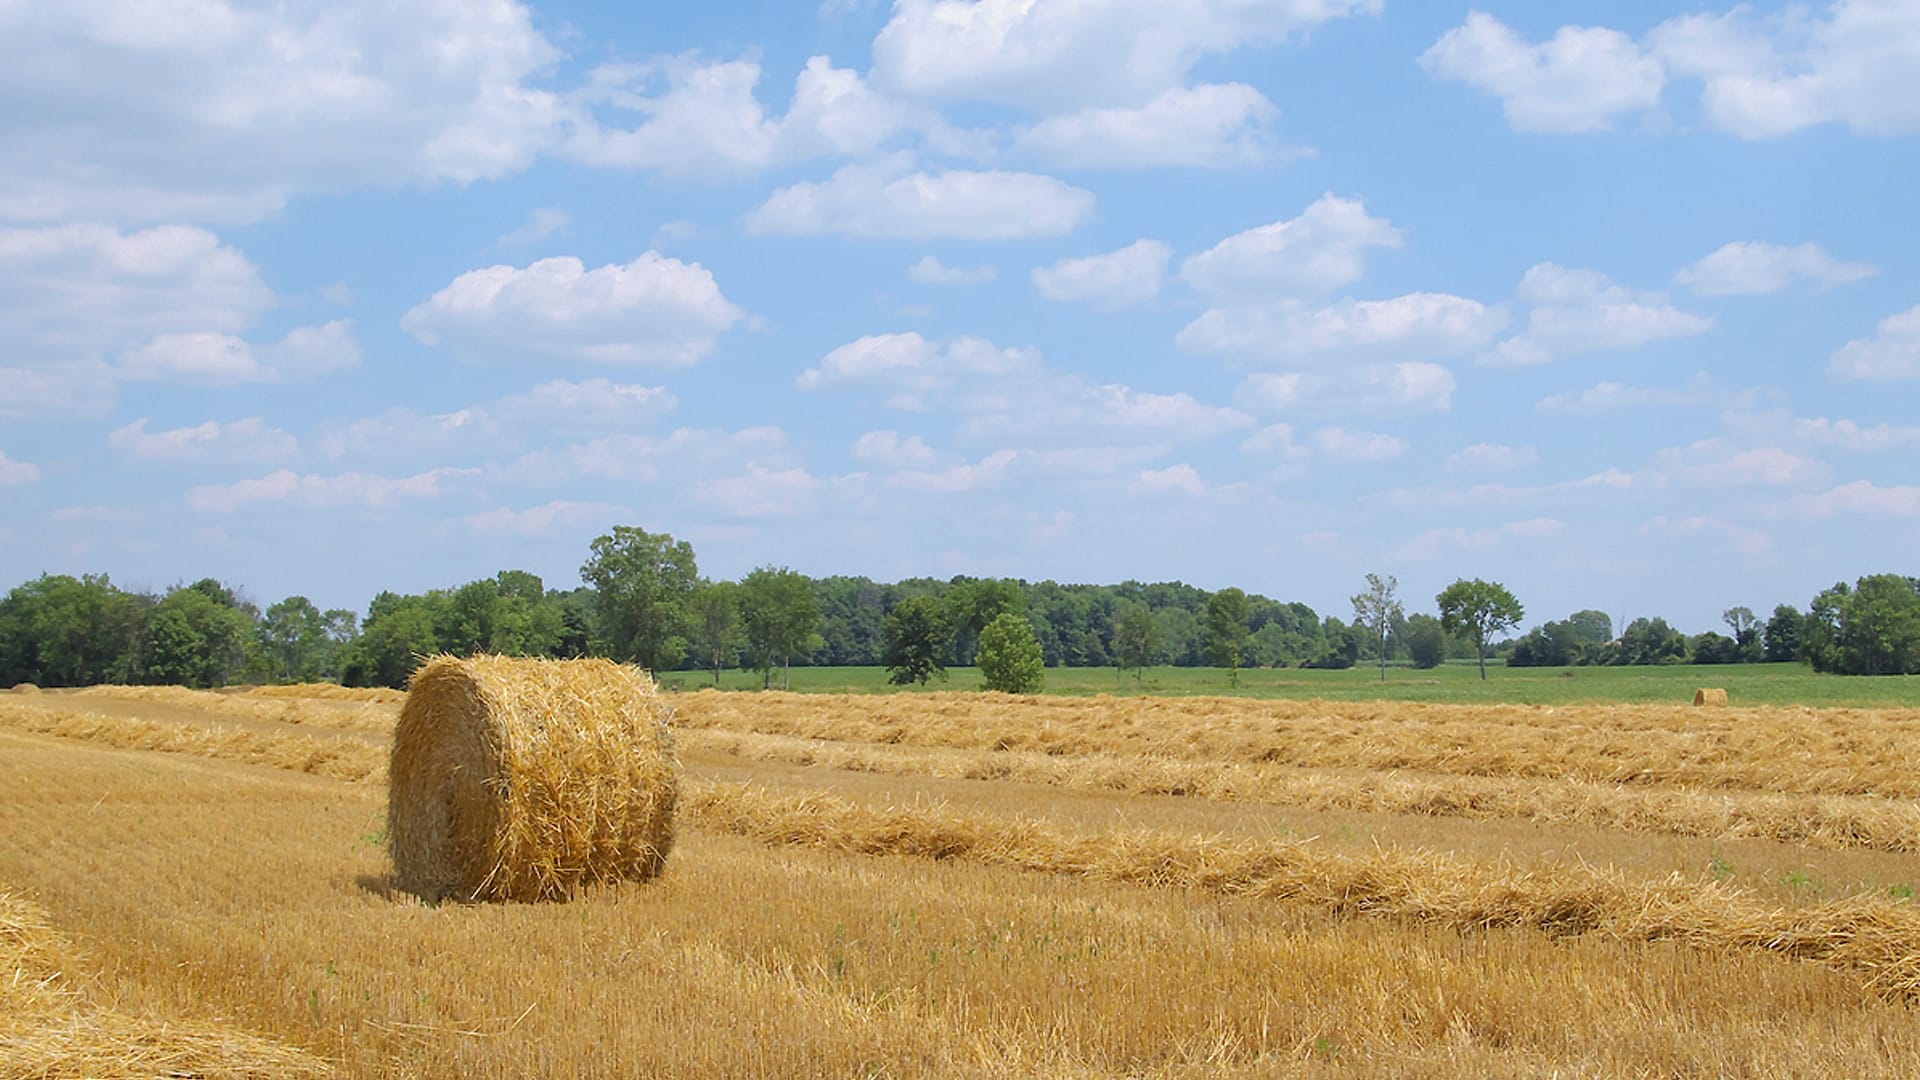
[579, 526, 698, 674]
[739, 565, 820, 689]
[1436, 578, 1523, 681]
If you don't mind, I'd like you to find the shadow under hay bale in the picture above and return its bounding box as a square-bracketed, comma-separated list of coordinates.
[1694, 688, 1729, 707]
[388, 655, 678, 903]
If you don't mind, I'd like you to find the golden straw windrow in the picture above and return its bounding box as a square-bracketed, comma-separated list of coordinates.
[0, 888, 335, 1078]
[671, 690, 1920, 798]
[0, 700, 387, 783]
[685, 784, 1920, 1000]
[73, 683, 401, 735]
[10, 691, 1920, 856]
[681, 726, 1920, 852]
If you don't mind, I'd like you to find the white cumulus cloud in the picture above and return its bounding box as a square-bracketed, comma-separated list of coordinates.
[496, 207, 571, 250]
[402, 253, 745, 366]
[1426, 4, 1920, 141]
[108, 418, 298, 463]
[1535, 375, 1724, 414]
[1421, 12, 1665, 133]
[1484, 264, 1710, 366]
[747, 156, 1095, 240]
[1444, 443, 1538, 473]
[1032, 240, 1170, 310]
[0, 0, 567, 224]
[564, 55, 915, 178]
[1177, 292, 1504, 365]
[870, 0, 1380, 111]
[1013, 83, 1281, 168]
[1236, 362, 1456, 416]
[698, 464, 821, 518]
[1396, 518, 1567, 563]
[1829, 304, 1920, 380]
[1675, 241, 1876, 295]
[1312, 426, 1406, 463]
[852, 430, 943, 467]
[467, 500, 621, 537]
[0, 224, 272, 357]
[1180, 194, 1401, 302]
[0, 451, 39, 485]
[1651, 2, 1920, 138]
[799, 332, 1042, 407]
[188, 467, 476, 513]
[909, 256, 997, 285]
[494, 377, 679, 425]
[803, 331, 1248, 444]
[1793, 480, 1920, 519]
[1130, 464, 1206, 498]
[887, 450, 1018, 494]
[118, 321, 362, 383]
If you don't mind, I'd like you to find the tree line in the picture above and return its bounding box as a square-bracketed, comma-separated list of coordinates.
[1, 524, 1914, 690]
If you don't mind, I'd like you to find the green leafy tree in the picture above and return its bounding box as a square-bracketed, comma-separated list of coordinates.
[1403, 613, 1446, 670]
[1204, 587, 1251, 686]
[1436, 578, 1524, 681]
[689, 580, 741, 686]
[1304, 616, 1360, 669]
[943, 578, 1026, 665]
[1351, 573, 1403, 683]
[580, 526, 698, 673]
[1566, 610, 1613, 647]
[1151, 606, 1201, 666]
[1247, 601, 1322, 667]
[812, 575, 888, 665]
[739, 566, 820, 689]
[548, 588, 596, 659]
[1819, 574, 1920, 675]
[144, 584, 255, 688]
[1763, 603, 1803, 663]
[340, 594, 440, 688]
[443, 571, 563, 657]
[259, 596, 330, 682]
[1689, 631, 1743, 665]
[1802, 584, 1848, 673]
[1618, 617, 1687, 666]
[0, 573, 149, 687]
[1723, 605, 1762, 662]
[1509, 619, 1579, 667]
[1112, 601, 1158, 684]
[882, 596, 948, 685]
[977, 612, 1044, 693]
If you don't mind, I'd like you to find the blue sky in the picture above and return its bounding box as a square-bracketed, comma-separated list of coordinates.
[2, 0, 1917, 635]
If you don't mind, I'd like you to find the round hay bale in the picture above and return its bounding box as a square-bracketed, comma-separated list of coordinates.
[1693, 687, 1728, 707]
[10, 682, 38, 694]
[389, 655, 678, 903]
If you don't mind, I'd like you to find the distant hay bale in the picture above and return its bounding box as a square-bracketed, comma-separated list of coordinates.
[388, 655, 678, 903]
[1694, 688, 1729, 707]
[10, 682, 37, 694]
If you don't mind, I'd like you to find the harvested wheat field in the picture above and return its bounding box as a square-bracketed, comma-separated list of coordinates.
[2, 684, 1918, 1076]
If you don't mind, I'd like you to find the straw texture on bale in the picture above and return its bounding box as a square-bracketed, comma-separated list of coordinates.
[1694, 688, 1729, 706]
[9, 683, 37, 694]
[388, 655, 678, 903]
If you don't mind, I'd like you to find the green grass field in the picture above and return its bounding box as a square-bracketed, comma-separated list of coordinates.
[665, 661, 1920, 708]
